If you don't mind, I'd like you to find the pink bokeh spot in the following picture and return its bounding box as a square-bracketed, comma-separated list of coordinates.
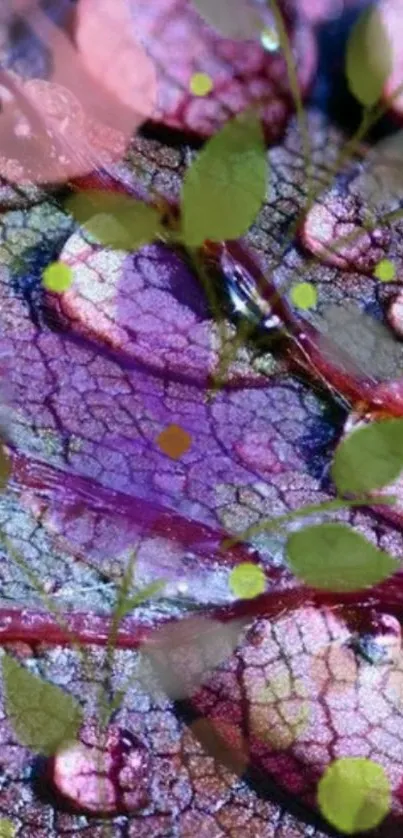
[0, 0, 157, 184]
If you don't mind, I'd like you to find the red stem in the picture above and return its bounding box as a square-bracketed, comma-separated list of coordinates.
[9, 449, 267, 568]
[2, 570, 403, 650]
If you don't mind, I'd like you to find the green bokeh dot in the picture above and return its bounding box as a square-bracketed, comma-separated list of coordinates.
[317, 757, 391, 834]
[0, 819, 16, 838]
[374, 258, 396, 282]
[290, 282, 317, 310]
[229, 563, 266, 599]
[190, 72, 213, 96]
[42, 262, 73, 293]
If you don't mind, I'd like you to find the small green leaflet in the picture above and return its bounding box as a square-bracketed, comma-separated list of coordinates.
[181, 111, 267, 246]
[286, 523, 398, 591]
[2, 654, 83, 755]
[332, 418, 403, 495]
[345, 6, 392, 108]
[115, 579, 165, 622]
[64, 190, 163, 252]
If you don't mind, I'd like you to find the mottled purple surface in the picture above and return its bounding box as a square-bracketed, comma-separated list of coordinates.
[1, 1, 403, 837]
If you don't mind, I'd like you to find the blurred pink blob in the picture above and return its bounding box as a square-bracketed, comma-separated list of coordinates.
[0, 0, 157, 184]
[381, 0, 403, 120]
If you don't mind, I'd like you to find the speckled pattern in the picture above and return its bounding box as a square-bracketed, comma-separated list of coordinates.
[1, 0, 403, 837]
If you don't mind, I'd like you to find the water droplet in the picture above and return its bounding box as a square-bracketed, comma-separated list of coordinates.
[51, 720, 150, 815]
[351, 612, 401, 665]
[318, 757, 391, 833]
[260, 26, 279, 52]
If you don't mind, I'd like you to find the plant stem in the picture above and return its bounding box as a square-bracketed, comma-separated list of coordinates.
[268, 0, 313, 205]
[222, 494, 397, 548]
[0, 528, 97, 683]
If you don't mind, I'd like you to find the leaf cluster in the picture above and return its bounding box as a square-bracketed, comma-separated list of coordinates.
[65, 111, 267, 252]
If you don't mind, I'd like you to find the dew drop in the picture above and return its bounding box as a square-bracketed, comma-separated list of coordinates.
[351, 612, 402, 665]
[50, 720, 150, 815]
[260, 26, 279, 52]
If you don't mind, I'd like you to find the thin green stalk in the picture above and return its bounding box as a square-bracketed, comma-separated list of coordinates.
[185, 246, 235, 397]
[269, 0, 313, 205]
[98, 549, 138, 727]
[0, 529, 94, 675]
[222, 494, 397, 548]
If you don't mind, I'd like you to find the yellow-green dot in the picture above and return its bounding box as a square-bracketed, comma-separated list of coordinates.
[229, 563, 266, 599]
[290, 282, 317, 310]
[190, 72, 214, 97]
[42, 262, 73, 293]
[0, 819, 16, 838]
[317, 757, 391, 834]
[374, 258, 396, 282]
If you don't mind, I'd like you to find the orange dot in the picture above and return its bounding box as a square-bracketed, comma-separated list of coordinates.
[156, 424, 192, 459]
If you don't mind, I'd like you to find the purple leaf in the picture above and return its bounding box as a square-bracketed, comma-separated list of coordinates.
[2, 4, 403, 837]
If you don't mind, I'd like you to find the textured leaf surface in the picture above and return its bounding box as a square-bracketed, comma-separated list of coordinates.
[107, 0, 317, 139]
[2, 4, 403, 836]
[2, 653, 83, 755]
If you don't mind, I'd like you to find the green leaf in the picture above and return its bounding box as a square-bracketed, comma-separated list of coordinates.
[2, 654, 83, 755]
[286, 523, 398, 591]
[332, 418, 403, 495]
[346, 6, 392, 108]
[64, 190, 163, 252]
[181, 111, 266, 246]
